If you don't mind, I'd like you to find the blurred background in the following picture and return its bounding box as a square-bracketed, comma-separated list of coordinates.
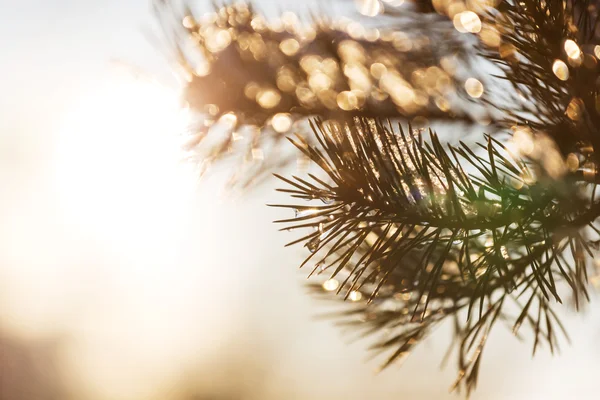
[1, 1, 600, 399]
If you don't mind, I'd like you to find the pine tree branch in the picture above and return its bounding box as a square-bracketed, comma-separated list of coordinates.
[272, 116, 596, 394]
[151, 0, 600, 396]
[156, 1, 497, 186]
[477, 1, 600, 162]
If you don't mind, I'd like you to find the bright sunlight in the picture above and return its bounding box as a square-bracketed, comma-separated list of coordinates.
[53, 68, 194, 239]
[34, 69, 238, 399]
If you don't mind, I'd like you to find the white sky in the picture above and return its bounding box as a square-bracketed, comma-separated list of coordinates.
[1, 1, 600, 399]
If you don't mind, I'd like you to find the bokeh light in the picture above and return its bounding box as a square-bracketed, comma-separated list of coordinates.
[552, 59, 569, 81]
[464, 77, 484, 98]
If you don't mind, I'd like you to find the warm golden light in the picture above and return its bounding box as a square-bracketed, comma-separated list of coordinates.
[465, 77, 484, 98]
[370, 62, 387, 79]
[256, 89, 282, 108]
[566, 153, 580, 172]
[337, 90, 359, 110]
[323, 279, 340, 291]
[349, 291, 363, 301]
[454, 11, 481, 33]
[512, 126, 534, 155]
[435, 96, 450, 111]
[182, 15, 196, 29]
[552, 59, 569, 80]
[566, 97, 584, 121]
[564, 39, 581, 60]
[356, 0, 382, 17]
[271, 113, 293, 132]
[280, 38, 300, 56]
[220, 112, 238, 128]
[206, 29, 232, 53]
[480, 25, 501, 47]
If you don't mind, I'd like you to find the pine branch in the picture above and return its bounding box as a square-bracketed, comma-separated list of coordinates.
[377, 0, 600, 174]
[151, 0, 600, 396]
[156, 1, 494, 186]
[272, 116, 599, 394]
[476, 1, 600, 162]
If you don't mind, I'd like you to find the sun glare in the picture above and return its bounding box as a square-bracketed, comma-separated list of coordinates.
[45, 70, 234, 399]
[53, 70, 194, 242]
